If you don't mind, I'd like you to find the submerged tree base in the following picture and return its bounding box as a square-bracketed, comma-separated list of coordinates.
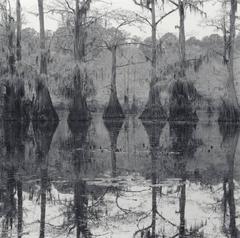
[218, 99, 240, 123]
[169, 79, 199, 122]
[68, 89, 91, 121]
[103, 93, 125, 119]
[3, 80, 30, 122]
[68, 104, 91, 122]
[32, 77, 59, 122]
[139, 86, 167, 121]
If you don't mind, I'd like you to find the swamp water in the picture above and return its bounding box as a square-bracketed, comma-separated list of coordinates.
[0, 111, 240, 238]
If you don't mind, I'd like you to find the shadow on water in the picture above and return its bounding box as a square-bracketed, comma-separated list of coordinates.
[67, 120, 92, 238]
[219, 123, 240, 238]
[0, 120, 29, 238]
[103, 118, 124, 178]
[33, 120, 58, 238]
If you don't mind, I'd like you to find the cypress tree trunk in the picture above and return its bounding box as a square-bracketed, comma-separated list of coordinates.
[219, 0, 240, 122]
[140, 0, 166, 120]
[16, 0, 21, 62]
[68, 0, 91, 121]
[169, 0, 198, 122]
[103, 46, 124, 119]
[33, 0, 58, 122]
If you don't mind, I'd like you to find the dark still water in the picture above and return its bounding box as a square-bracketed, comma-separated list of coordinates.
[0, 111, 240, 238]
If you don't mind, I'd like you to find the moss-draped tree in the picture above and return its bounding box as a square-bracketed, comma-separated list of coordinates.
[168, 0, 206, 121]
[68, 0, 92, 121]
[218, 0, 240, 122]
[32, 0, 58, 122]
[133, 0, 177, 120]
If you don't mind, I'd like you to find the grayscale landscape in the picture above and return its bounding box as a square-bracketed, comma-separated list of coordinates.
[0, 0, 240, 237]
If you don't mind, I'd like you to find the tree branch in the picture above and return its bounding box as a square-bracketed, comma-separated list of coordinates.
[156, 7, 179, 25]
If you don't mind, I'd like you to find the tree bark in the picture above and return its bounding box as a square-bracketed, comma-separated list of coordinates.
[16, 0, 21, 62]
[179, 0, 186, 77]
[38, 0, 47, 75]
[227, 0, 239, 108]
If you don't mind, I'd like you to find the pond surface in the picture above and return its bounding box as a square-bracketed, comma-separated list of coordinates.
[0, 111, 240, 238]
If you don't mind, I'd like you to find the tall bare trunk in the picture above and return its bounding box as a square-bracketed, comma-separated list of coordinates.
[227, 0, 238, 108]
[111, 46, 117, 97]
[74, 0, 85, 62]
[16, 0, 21, 62]
[38, 0, 47, 75]
[151, 0, 157, 87]
[8, 16, 15, 75]
[179, 0, 186, 77]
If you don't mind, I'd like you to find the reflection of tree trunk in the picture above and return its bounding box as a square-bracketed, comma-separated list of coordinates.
[17, 181, 23, 238]
[104, 119, 124, 177]
[68, 121, 91, 237]
[39, 166, 48, 238]
[140, 0, 166, 120]
[151, 147, 157, 238]
[220, 124, 239, 237]
[103, 47, 124, 119]
[33, 121, 58, 238]
[74, 181, 89, 238]
[170, 123, 198, 237]
[142, 121, 165, 237]
[111, 142, 117, 178]
[179, 183, 186, 238]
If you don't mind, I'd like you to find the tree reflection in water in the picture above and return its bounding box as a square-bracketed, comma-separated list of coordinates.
[68, 120, 92, 238]
[33, 121, 58, 238]
[169, 122, 200, 238]
[133, 120, 165, 238]
[220, 123, 240, 238]
[0, 121, 29, 238]
[104, 118, 124, 178]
